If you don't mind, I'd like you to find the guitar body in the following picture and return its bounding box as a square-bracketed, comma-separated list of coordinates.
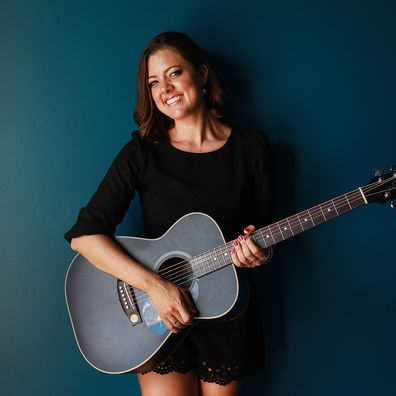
[65, 212, 248, 374]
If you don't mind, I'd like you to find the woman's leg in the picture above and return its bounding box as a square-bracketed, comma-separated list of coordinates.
[199, 379, 240, 396]
[137, 370, 199, 396]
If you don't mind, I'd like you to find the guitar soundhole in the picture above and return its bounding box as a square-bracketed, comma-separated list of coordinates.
[159, 256, 194, 290]
[141, 255, 199, 335]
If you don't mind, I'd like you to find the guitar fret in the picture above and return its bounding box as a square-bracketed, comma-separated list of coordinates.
[336, 195, 351, 215]
[200, 251, 207, 275]
[277, 222, 285, 240]
[257, 229, 268, 248]
[291, 214, 303, 234]
[203, 250, 211, 274]
[207, 249, 214, 272]
[214, 246, 223, 270]
[219, 247, 225, 267]
[321, 201, 337, 221]
[215, 246, 223, 270]
[296, 213, 305, 231]
[332, 199, 339, 216]
[208, 250, 214, 271]
[216, 244, 228, 270]
[298, 210, 315, 230]
[277, 219, 294, 239]
[286, 218, 295, 236]
[308, 209, 315, 225]
[344, 193, 353, 210]
[198, 253, 206, 278]
[319, 205, 327, 222]
[192, 256, 203, 278]
[290, 214, 303, 235]
[218, 245, 228, 269]
[262, 226, 276, 245]
[349, 191, 365, 209]
[269, 228, 276, 244]
[223, 244, 231, 266]
[211, 249, 217, 270]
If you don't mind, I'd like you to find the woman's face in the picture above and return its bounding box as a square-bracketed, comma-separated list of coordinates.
[147, 48, 207, 121]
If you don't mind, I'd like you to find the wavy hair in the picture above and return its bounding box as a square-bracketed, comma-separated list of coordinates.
[133, 32, 224, 141]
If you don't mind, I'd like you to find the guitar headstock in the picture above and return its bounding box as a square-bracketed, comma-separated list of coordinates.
[362, 167, 396, 206]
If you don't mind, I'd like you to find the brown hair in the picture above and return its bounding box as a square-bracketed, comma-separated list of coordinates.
[133, 31, 224, 141]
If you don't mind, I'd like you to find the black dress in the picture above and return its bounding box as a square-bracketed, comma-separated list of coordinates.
[65, 128, 275, 385]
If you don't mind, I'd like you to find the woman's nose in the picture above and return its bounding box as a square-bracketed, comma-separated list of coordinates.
[159, 79, 173, 93]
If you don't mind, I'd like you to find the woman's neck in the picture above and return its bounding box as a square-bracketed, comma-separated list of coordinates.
[169, 112, 230, 149]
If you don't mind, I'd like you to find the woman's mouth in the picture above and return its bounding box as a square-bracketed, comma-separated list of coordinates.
[165, 95, 183, 105]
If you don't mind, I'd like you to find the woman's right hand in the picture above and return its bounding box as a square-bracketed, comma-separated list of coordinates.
[147, 277, 198, 333]
[70, 235, 197, 333]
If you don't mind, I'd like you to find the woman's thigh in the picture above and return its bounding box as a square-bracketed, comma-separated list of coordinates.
[199, 379, 240, 396]
[137, 370, 198, 396]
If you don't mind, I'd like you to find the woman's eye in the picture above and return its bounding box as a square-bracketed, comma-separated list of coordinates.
[149, 80, 158, 88]
[170, 69, 182, 78]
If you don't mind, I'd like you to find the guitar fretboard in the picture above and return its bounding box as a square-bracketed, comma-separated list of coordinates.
[191, 188, 367, 278]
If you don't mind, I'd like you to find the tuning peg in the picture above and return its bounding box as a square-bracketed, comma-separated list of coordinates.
[391, 200, 395, 209]
[375, 169, 383, 177]
[391, 165, 396, 172]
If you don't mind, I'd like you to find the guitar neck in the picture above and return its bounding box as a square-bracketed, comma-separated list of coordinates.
[253, 187, 367, 249]
[192, 187, 368, 277]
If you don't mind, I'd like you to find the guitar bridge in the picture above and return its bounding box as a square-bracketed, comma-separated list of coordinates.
[117, 280, 142, 326]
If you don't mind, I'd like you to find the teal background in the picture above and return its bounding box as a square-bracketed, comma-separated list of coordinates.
[1, 0, 395, 395]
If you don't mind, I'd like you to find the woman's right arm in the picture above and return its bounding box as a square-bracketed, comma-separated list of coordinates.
[70, 234, 197, 332]
[67, 135, 196, 331]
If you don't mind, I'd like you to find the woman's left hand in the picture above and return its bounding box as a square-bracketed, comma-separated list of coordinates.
[231, 225, 268, 268]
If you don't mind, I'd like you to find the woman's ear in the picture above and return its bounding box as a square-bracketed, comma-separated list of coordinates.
[200, 64, 209, 86]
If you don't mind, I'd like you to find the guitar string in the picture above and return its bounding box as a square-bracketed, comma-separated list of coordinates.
[128, 185, 370, 298]
[144, 176, 394, 282]
[127, 182, 395, 305]
[126, 180, 395, 306]
[127, 190, 393, 310]
[132, 189, 362, 285]
[131, 176, 393, 287]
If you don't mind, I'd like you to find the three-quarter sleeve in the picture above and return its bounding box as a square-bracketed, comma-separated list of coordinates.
[64, 132, 145, 243]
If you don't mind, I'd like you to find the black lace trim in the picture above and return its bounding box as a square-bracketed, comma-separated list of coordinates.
[142, 356, 191, 376]
[197, 361, 243, 386]
[141, 356, 260, 386]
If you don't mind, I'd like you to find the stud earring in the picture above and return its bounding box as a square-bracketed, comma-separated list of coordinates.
[202, 88, 207, 94]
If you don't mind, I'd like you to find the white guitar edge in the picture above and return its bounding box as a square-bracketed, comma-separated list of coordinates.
[64, 211, 240, 374]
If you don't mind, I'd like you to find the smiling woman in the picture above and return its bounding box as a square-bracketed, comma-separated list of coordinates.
[134, 32, 224, 143]
[147, 48, 207, 121]
[65, 31, 274, 396]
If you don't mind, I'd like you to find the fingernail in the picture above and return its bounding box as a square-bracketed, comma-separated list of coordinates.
[234, 240, 239, 246]
[244, 227, 250, 232]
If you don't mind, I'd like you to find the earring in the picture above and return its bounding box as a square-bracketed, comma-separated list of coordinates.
[202, 88, 207, 94]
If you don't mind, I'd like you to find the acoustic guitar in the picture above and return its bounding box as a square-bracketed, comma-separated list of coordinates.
[65, 168, 396, 374]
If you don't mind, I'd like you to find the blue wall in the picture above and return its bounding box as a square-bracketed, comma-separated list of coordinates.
[1, 1, 395, 395]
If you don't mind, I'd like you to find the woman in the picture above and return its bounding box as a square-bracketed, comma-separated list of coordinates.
[65, 31, 274, 396]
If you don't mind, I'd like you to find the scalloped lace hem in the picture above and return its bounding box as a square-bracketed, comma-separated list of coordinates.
[141, 357, 254, 386]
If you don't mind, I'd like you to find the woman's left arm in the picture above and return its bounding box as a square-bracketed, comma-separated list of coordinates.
[232, 132, 275, 268]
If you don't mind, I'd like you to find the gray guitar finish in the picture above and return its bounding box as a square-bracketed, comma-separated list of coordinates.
[65, 212, 247, 374]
